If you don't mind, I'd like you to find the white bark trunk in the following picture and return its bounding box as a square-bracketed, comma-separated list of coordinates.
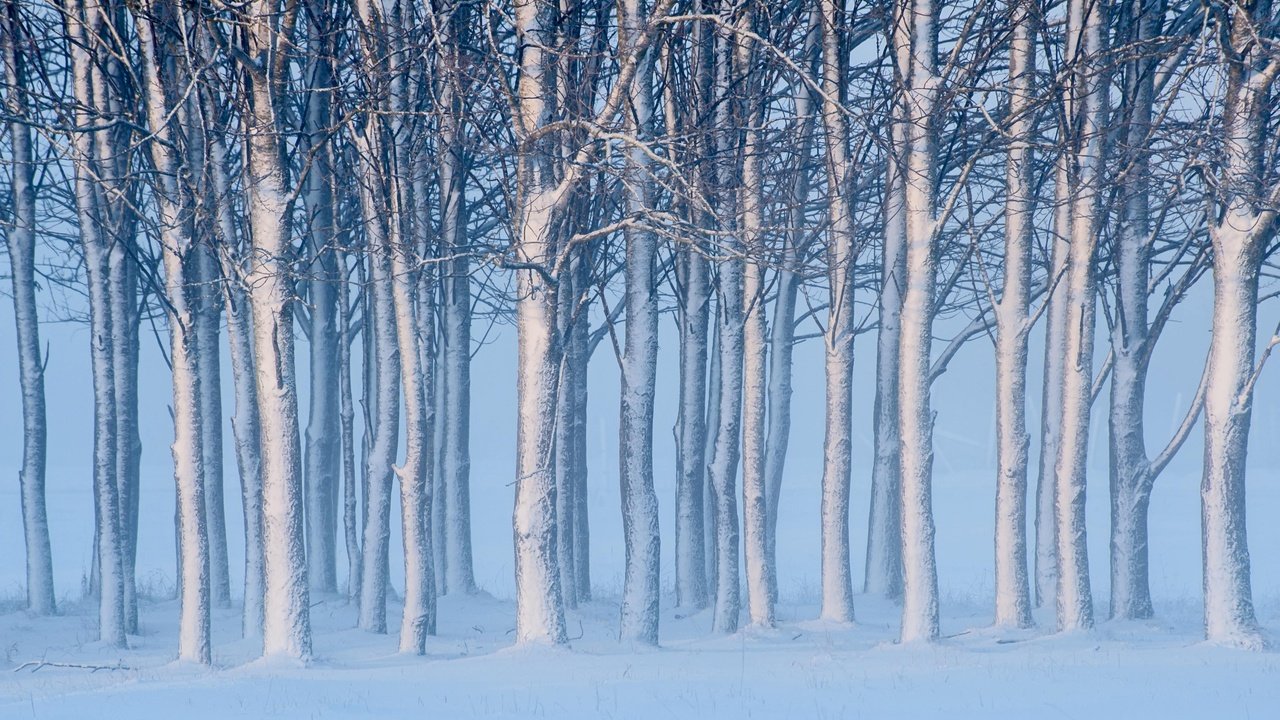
[2, 1, 55, 615]
[895, 0, 941, 643]
[992, 0, 1034, 630]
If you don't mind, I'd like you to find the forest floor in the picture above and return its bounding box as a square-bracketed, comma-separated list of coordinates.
[2, 589, 1278, 719]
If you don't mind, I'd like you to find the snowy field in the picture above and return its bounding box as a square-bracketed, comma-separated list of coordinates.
[4, 588, 1280, 718]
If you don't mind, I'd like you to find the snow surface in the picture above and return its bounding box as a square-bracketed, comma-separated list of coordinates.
[4, 591, 1280, 719]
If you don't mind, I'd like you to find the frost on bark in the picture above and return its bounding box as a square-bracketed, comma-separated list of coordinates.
[438, 5, 476, 596]
[235, 0, 311, 658]
[1051, 0, 1106, 633]
[894, 0, 941, 643]
[670, 5, 713, 611]
[2, 0, 55, 616]
[706, 13, 742, 634]
[135, 0, 212, 662]
[201, 66, 266, 636]
[866, 0, 908, 603]
[1197, 0, 1276, 649]
[618, 51, 663, 636]
[737, 11, 773, 630]
[817, 0, 856, 625]
[990, 0, 1035, 630]
[62, 0, 127, 647]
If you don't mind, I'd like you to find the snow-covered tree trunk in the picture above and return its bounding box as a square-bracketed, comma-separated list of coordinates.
[1106, 0, 1160, 622]
[238, 0, 311, 658]
[438, 22, 477, 596]
[1034, 161, 1069, 611]
[302, 5, 340, 596]
[706, 17, 742, 635]
[737, 13, 774, 629]
[762, 65, 815, 607]
[193, 235, 229, 610]
[354, 150, 401, 635]
[672, 7, 712, 611]
[203, 79, 265, 636]
[62, 0, 126, 647]
[511, 0, 568, 644]
[895, 0, 942, 643]
[570, 256, 593, 603]
[1052, 0, 1105, 632]
[703, 306, 722, 594]
[135, 0, 212, 662]
[337, 243, 362, 603]
[391, 187, 432, 656]
[818, 0, 856, 624]
[555, 263, 580, 609]
[618, 17, 662, 633]
[865, 11, 907, 603]
[1, 0, 55, 615]
[992, 0, 1035, 629]
[1198, 4, 1276, 648]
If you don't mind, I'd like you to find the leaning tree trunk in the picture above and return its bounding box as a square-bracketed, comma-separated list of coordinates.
[1, 0, 55, 615]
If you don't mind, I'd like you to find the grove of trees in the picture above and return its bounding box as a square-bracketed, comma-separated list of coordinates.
[2, 0, 1278, 662]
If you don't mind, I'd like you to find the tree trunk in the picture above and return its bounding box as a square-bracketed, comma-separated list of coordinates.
[239, 0, 311, 658]
[992, 0, 1035, 630]
[2, 0, 55, 615]
[895, 0, 941, 643]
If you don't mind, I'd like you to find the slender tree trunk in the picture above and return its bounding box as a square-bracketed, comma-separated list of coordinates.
[63, 0, 126, 647]
[1052, 0, 1105, 632]
[136, 3, 212, 661]
[991, 0, 1035, 630]
[817, 0, 857, 624]
[618, 0, 662, 641]
[302, 7, 340, 595]
[2, 0, 55, 615]
[866, 19, 907, 603]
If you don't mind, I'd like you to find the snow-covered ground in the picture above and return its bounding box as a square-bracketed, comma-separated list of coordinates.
[4, 589, 1280, 719]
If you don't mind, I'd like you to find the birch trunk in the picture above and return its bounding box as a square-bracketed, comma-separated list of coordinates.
[1034, 161, 1070, 611]
[204, 83, 265, 636]
[706, 19, 741, 634]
